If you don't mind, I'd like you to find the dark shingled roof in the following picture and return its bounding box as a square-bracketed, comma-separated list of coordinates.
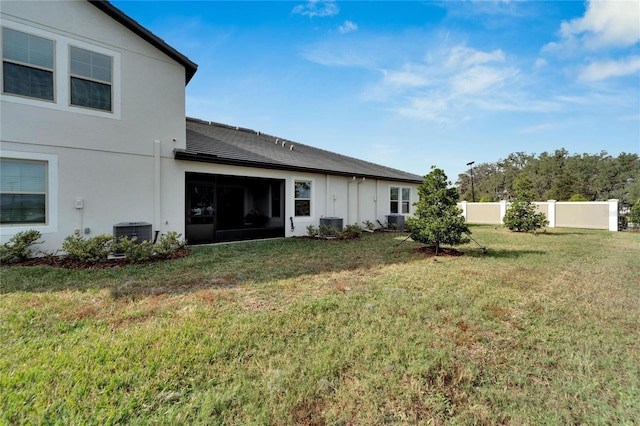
[176, 118, 424, 184]
[89, 0, 197, 84]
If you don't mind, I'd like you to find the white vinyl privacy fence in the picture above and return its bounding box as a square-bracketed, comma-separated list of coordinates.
[457, 200, 620, 232]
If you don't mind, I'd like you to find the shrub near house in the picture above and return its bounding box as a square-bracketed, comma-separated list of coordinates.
[62, 232, 186, 264]
[1, 231, 186, 266]
[0, 230, 42, 264]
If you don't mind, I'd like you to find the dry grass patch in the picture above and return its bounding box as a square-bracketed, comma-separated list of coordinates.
[1, 227, 639, 424]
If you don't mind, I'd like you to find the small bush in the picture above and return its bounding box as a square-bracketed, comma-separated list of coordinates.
[112, 236, 154, 263]
[0, 230, 42, 264]
[343, 224, 363, 239]
[318, 224, 340, 238]
[306, 225, 319, 238]
[503, 202, 548, 233]
[307, 224, 362, 240]
[153, 232, 186, 258]
[64, 232, 186, 264]
[362, 220, 376, 231]
[62, 234, 114, 264]
[503, 173, 548, 233]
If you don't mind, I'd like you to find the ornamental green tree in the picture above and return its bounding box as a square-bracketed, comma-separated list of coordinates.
[406, 167, 470, 255]
[503, 173, 548, 233]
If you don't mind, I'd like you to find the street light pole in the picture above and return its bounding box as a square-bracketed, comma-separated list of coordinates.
[466, 161, 475, 202]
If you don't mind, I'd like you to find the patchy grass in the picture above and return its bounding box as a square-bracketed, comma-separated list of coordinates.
[1, 226, 639, 424]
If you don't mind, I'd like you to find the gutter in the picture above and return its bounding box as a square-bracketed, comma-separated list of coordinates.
[173, 150, 424, 184]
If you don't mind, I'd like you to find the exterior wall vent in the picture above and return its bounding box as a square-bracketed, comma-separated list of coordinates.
[113, 222, 152, 242]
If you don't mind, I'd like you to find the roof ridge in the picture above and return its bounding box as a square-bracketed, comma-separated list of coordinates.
[187, 118, 298, 146]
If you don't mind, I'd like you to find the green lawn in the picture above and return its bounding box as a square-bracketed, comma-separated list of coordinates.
[1, 226, 639, 425]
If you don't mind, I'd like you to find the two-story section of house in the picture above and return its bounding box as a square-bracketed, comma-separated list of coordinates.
[2, 0, 424, 252]
[1, 0, 197, 253]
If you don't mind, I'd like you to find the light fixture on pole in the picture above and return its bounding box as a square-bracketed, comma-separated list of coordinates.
[466, 161, 475, 202]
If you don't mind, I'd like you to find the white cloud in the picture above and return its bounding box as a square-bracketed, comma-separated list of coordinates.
[394, 95, 460, 125]
[292, 0, 339, 18]
[534, 58, 547, 69]
[541, 1, 640, 85]
[338, 20, 358, 34]
[554, 91, 636, 108]
[301, 42, 376, 68]
[518, 123, 559, 135]
[620, 113, 640, 121]
[445, 46, 505, 68]
[579, 56, 640, 81]
[552, 0, 640, 50]
[301, 35, 399, 68]
[305, 32, 604, 125]
[368, 45, 525, 123]
[450, 65, 518, 96]
[382, 66, 430, 88]
[479, 99, 565, 113]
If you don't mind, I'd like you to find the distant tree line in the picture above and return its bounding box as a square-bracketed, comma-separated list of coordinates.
[456, 149, 640, 204]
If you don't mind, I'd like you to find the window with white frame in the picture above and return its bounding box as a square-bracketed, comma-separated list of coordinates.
[2, 27, 54, 101]
[390, 187, 411, 214]
[294, 180, 311, 217]
[0, 158, 48, 225]
[70, 46, 112, 111]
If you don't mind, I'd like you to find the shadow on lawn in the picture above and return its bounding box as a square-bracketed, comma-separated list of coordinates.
[0, 233, 545, 296]
[480, 249, 546, 258]
[535, 231, 589, 236]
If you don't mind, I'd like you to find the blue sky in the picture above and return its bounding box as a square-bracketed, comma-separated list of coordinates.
[112, 0, 640, 180]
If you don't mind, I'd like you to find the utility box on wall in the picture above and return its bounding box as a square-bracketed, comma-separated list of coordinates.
[113, 222, 152, 242]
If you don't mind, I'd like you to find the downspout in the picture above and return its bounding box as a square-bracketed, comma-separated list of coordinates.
[326, 174, 331, 217]
[375, 179, 379, 223]
[347, 176, 357, 224]
[154, 140, 161, 234]
[356, 177, 365, 225]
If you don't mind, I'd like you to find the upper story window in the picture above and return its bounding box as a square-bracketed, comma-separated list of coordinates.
[2, 27, 54, 101]
[70, 46, 112, 111]
[0, 158, 48, 225]
[390, 187, 411, 214]
[294, 180, 311, 217]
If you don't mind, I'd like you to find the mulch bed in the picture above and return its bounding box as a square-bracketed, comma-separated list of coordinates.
[4, 248, 191, 269]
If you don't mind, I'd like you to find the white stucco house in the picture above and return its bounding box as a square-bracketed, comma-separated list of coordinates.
[1, 0, 423, 252]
